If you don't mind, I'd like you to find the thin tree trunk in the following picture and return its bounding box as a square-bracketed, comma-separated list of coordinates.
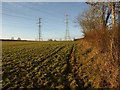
[111, 3, 115, 27]
[101, 4, 106, 29]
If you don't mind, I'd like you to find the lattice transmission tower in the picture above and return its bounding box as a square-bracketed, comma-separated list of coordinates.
[65, 14, 71, 41]
[37, 18, 42, 41]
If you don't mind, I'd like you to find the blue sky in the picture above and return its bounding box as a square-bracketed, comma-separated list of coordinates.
[2, 2, 89, 40]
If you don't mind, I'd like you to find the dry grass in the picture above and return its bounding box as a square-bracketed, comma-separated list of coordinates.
[77, 26, 120, 88]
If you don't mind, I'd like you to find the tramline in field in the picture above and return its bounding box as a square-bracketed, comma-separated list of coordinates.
[2, 41, 81, 89]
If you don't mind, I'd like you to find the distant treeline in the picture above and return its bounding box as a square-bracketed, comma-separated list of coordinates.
[0, 38, 81, 41]
[0, 39, 27, 41]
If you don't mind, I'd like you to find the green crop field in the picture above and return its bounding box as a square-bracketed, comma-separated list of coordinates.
[2, 40, 116, 89]
[2, 41, 84, 89]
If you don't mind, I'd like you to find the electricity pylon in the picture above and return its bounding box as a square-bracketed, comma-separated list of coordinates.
[65, 14, 71, 41]
[37, 18, 42, 41]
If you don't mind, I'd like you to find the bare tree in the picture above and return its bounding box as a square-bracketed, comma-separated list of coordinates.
[77, 2, 119, 34]
[17, 37, 21, 40]
[11, 37, 14, 40]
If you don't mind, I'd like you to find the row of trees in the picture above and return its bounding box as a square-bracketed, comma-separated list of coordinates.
[77, 2, 119, 52]
[11, 37, 21, 40]
[77, 2, 120, 88]
[78, 2, 119, 34]
[77, 2, 120, 53]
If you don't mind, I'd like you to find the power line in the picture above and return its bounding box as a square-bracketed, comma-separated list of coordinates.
[1, 12, 62, 32]
[13, 3, 64, 22]
[1, 12, 36, 21]
[3, 3, 64, 25]
[2, 11, 43, 25]
[33, 3, 64, 18]
[2, 3, 68, 27]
